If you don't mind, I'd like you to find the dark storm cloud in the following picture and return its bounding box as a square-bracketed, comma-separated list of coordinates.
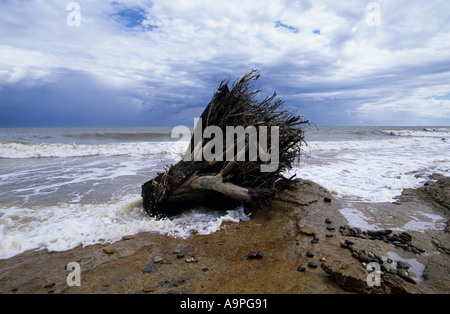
[0, 0, 449, 127]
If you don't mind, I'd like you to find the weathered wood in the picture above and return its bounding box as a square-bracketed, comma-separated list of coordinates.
[142, 70, 308, 217]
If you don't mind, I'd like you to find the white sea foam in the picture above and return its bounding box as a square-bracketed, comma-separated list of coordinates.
[303, 136, 448, 153]
[0, 196, 250, 259]
[290, 136, 450, 203]
[382, 128, 449, 138]
[0, 141, 188, 159]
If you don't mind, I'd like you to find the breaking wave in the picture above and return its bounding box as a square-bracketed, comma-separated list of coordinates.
[0, 196, 250, 260]
[0, 141, 188, 159]
[382, 128, 449, 138]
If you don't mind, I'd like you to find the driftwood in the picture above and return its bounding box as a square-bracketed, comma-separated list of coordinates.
[142, 70, 308, 216]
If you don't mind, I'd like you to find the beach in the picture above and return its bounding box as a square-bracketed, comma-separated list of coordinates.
[0, 175, 448, 294]
[0, 126, 449, 294]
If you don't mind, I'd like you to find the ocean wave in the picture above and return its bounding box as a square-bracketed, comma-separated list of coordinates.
[0, 141, 189, 159]
[289, 136, 450, 203]
[382, 128, 449, 138]
[0, 196, 249, 260]
[64, 131, 173, 142]
[304, 136, 447, 152]
[2, 135, 446, 159]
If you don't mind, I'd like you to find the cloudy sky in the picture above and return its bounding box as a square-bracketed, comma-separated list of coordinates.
[1, 0, 449, 127]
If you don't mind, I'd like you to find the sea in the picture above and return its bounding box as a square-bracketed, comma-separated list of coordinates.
[0, 126, 449, 259]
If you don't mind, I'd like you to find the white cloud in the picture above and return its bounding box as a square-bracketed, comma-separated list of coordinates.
[0, 0, 449, 125]
[357, 94, 450, 122]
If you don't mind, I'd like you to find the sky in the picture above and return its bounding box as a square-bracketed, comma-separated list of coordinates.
[0, 0, 450, 127]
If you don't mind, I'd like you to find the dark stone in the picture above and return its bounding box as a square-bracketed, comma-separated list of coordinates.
[396, 261, 411, 270]
[248, 251, 264, 260]
[44, 283, 55, 289]
[413, 245, 425, 253]
[297, 266, 306, 272]
[345, 239, 355, 246]
[357, 254, 372, 264]
[397, 271, 416, 284]
[306, 251, 314, 258]
[324, 197, 332, 203]
[367, 230, 392, 237]
[399, 232, 412, 242]
[326, 225, 336, 231]
[374, 254, 384, 264]
[308, 261, 318, 268]
[311, 238, 319, 244]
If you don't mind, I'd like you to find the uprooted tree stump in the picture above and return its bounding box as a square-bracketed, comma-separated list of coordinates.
[142, 70, 309, 217]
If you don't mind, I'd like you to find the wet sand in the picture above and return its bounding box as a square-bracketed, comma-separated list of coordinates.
[0, 176, 448, 294]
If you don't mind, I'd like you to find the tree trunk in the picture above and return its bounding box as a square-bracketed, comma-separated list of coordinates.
[142, 70, 308, 217]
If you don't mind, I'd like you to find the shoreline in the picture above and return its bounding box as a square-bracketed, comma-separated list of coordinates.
[0, 175, 448, 294]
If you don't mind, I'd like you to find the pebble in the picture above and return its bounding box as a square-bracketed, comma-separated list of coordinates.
[44, 283, 55, 289]
[345, 239, 355, 246]
[172, 249, 181, 254]
[297, 266, 306, 272]
[153, 256, 163, 263]
[381, 264, 394, 274]
[185, 257, 198, 263]
[308, 261, 318, 268]
[357, 254, 372, 264]
[367, 229, 392, 237]
[248, 251, 264, 260]
[299, 227, 316, 237]
[311, 238, 319, 244]
[324, 197, 332, 203]
[306, 251, 314, 258]
[142, 285, 157, 293]
[103, 247, 115, 255]
[396, 261, 411, 270]
[326, 225, 336, 231]
[122, 235, 135, 240]
[397, 269, 416, 284]
[325, 219, 332, 224]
